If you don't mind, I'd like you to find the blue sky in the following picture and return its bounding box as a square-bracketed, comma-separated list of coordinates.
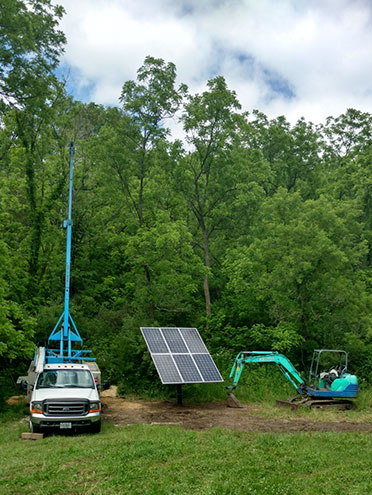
[54, 0, 372, 126]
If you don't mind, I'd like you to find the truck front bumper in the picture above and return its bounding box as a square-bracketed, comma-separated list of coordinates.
[31, 412, 101, 429]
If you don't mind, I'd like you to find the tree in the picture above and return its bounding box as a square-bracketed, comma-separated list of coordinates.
[93, 58, 201, 321]
[178, 76, 241, 316]
[322, 109, 372, 165]
[238, 112, 322, 198]
[0, 188, 36, 362]
[0, 0, 67, 303]
[0, 0, 65, 112]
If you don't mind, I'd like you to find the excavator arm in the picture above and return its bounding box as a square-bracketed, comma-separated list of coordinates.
[227, 351, 305, 394]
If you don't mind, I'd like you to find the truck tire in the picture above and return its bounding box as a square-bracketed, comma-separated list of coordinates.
[90, 420, 101, 434]
[29, 420, 41, 434]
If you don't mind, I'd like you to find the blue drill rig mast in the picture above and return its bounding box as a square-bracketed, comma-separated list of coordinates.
[45, 142, 94, 364]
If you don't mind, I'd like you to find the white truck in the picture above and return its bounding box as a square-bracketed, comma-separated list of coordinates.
[22, 347, 103, 433]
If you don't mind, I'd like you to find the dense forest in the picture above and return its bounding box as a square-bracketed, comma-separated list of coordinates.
[2, 0, 372, 400]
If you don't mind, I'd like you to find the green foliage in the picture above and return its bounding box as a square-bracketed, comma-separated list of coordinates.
[0, 299, 35, 360]
[0, 235, 35, 363]
[121, 56, 187, 142]
[248, 322, 304, 353]
[0, 0, 65, 110]
[223, 189, 370, 354]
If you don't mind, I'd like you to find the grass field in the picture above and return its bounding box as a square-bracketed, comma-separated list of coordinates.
[3, 365, 372, 495]
[1, 418, 372, 495]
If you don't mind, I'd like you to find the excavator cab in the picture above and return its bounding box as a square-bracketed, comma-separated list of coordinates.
[308, 349, 348, 389]
[307, 349, 358, 399]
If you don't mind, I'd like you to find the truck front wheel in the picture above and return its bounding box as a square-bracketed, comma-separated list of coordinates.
[29, 420, 41, 434]
[90, 420, 101, 434]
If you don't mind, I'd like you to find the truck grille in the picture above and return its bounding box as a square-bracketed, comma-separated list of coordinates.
[44, 400, 89, 416]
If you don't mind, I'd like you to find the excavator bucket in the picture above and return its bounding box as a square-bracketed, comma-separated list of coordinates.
[226, 390, 243, 408]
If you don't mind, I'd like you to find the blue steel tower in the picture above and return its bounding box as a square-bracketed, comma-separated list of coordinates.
[47, 143, 94, 364]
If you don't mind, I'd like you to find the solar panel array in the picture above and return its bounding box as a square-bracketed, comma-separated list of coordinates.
[140, 327, 223, 385]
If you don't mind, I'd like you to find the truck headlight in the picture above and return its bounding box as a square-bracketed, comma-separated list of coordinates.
[31, 401, 43, 414]
[89, 402, 101, 413]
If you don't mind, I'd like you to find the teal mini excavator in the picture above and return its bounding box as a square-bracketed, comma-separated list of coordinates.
[226, 350, 359, 409]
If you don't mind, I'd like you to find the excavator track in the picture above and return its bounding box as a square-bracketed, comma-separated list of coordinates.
[226, 392, 354, 410]
[275, 397, 354, 411]
[308, 399, 354, 410]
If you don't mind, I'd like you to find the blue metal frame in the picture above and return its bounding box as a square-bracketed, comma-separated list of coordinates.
[47, 143, 95, 364]
[307, 384, 358, 398]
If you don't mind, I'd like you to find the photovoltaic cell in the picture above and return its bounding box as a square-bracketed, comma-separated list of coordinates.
[173, 354, 202, 382]
[179, 327, 208, 353]
[162, 327, 188, 353]
[140, 327, 223, 385]
[193, 354, 223, 382]
[152, 354, 182, 384]
[141, 327, 168, 353]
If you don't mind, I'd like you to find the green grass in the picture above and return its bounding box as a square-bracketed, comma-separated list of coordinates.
[2, 365, 372, 494]
[1, 420, 372, 495]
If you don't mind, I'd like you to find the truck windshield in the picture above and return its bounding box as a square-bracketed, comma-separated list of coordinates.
[36, 370, 94, 389]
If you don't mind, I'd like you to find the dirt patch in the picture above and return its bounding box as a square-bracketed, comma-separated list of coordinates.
[102, 397, 372, 433]
[100, 385, 118, 398]
[6, 395, 26, 406]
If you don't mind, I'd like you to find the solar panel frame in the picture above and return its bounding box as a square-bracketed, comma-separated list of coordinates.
[140, 326, 223, 385]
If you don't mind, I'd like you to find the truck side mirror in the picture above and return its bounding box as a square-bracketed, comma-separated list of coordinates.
[103, 380, 110, 391]
[20, 380, 28, 391]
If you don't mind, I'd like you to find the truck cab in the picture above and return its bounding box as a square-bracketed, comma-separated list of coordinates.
[29, 363, 101, 433]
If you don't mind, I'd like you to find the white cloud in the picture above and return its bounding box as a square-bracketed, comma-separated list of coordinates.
[55, 0, 372, 126]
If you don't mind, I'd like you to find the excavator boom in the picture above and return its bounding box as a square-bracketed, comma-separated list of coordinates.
[227, 351, 305, 393]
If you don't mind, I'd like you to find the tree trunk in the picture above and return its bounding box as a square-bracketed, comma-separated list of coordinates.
[25, 150, 43, 296]
[202, 227, 211, 316]
[143, 263, 154, 320]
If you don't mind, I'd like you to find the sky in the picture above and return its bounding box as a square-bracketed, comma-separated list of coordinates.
[55, 0, 372, 126]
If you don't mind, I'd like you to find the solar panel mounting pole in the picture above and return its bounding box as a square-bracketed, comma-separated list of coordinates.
[177, 384, 183, 406]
